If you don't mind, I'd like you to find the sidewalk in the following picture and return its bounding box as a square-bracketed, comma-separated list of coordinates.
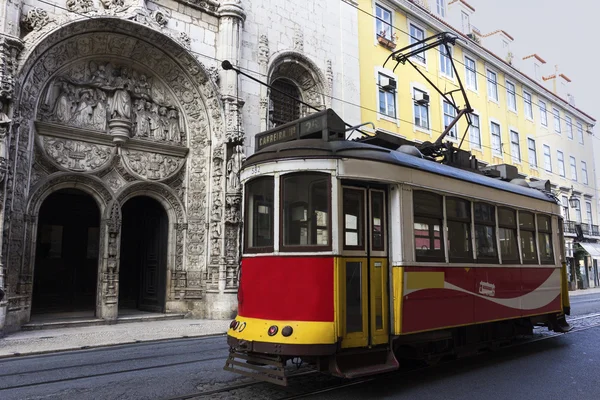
[569, 287, 600, 297]
[0, 318, 230, 359]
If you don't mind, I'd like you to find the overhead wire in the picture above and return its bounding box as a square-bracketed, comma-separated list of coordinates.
[33, 0, 600, 198]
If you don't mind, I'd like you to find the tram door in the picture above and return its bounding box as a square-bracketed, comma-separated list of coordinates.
[340, 185, 389, 348]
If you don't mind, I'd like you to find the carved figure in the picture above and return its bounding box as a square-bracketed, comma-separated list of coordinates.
[158, 106, 170, 140]
[66, 0, 94, 13]
[72, 90, 94, 126]
[109, 67, 132, 119]
[91, 89, 108, 130]
[167, 109, 182, 143]
[133, 99, 149, 137]
[149, 103, 164, 140]
[227, 145, 245, 192]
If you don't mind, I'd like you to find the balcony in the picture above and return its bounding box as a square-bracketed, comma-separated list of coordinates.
[563, 221, 600, 237]
[564, 220, 576, 234]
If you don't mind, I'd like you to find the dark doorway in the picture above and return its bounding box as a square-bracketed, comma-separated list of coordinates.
[32, 189, 100, 314]
[119, 196, 168, 313]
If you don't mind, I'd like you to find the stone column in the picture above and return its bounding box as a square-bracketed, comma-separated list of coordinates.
[97, 202, 122, 321]
[0, 0, 24, 335]
[204, 0, 245, 319]
[258, 34, 270, 132]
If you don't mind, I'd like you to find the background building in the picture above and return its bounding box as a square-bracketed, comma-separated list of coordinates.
[0, 0, 360, 333]
[355, 0, 596, 288]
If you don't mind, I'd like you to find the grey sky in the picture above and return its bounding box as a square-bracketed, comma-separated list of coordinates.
[467, 0, 598, 122]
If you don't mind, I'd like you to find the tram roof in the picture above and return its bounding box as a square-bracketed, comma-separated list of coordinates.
[245, 133, 557, 204]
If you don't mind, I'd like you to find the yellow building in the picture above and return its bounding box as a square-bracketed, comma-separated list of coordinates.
[355, 0, 598, 289]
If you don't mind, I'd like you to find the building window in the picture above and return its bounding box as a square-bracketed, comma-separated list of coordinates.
[281, 172, 330, 249]
[375, 4, 392, 40]
[566, 116, 573, 139]
[577, 122, 584, 144]
[343, 188, 365, 250]
[409, 23, 426, 64]
[528, 138, 537, 167]
[519, 211, 537, 264]
[587, 201, 593, 224]
[498, 208, 519, 263]
[436, 0, 446, 17]
[413, 191, 444, 262]
[413, 88, 429, 129]
[570, 156, 577, 181]
[378, 73, 396, 118]
[491, 122, 502, 157]
[537, 215, 554, 264]
[461, 11, 470, 33]
[446, 197, 473, 262]
[487, 70, 498, 101]
[270, 78, 301, 126]
[553, 108, 561, 133]
[244, 177, 275, 252]
[470, 114, 481, 149]
[574, 199, 582, 223]
[506, 81, 517, 111]
[561, 195, 570, 220]
[510, 130, 520, 163]
[443, 101, 457, 139]
[523, 91, 533, 119]
[440, 45, 453, 77]
[582, 161, 589, 185]
[557, 151, 565, 177]
[465, 56, 477, 90]
[474, 202, 498, 262]
[543, 144, 551, 172]
[539, 100, 547, 126]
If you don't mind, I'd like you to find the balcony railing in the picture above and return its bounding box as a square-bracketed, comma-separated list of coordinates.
[563, 221, 600, 236]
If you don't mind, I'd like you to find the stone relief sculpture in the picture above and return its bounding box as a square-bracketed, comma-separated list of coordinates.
[122, 150, 184, 180]
[226, 145, 245, 192]
[39, 60, 186, 145]
[42, 137, 113, 172]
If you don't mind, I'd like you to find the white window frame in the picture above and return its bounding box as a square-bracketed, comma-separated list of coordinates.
[509, 129, 521, 163]
[582, 161, 589, 185]
[439, 44, 454, 78]
[566, 116, 573, 140]
[464, 55, 477, 92]
[574, 199, 582, 223]
[490, 120, 502, 158]
[542, 144, 552, 172]
[577, 122, 584, 144]
[469, 113, 481, 150]
[553, 107, 561, 133]
[375, 3, 393, 41]
[486, 68, 499, 102]
[407, 19, 427, 66]
[539, 100, 548, 126]
[506, 80, 517, 112]
[523, 90, 533, 120]
[410, 82, 431, 134]
[375, 67, 400, 125]
[586, 201, 593, 224]
[557, 150, 565, 177]
[527, 137, 537, 168]
[570, 156, 577, 181]
[436, 0, 446, 17]
[442, 100, 458, 141]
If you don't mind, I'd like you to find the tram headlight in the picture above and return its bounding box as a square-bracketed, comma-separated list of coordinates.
[238, 322, 246, 332]
[282, 326, 293, 337]
[268, 325, 278, 336]
[230, 320, 239, 330]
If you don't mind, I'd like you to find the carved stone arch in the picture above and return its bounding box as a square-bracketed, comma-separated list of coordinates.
[267, 51, 330, 112]
[21, 172, 114, 323]
[115, 181, 188, 300]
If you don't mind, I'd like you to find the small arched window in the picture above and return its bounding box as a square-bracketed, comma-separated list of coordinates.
[270, 78, 301, 126]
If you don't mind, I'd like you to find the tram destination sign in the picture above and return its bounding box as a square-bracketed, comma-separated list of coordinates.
[254, 109, 345, 151]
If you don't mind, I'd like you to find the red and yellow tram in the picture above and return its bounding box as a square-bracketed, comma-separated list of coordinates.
[224, 109, 570, 385]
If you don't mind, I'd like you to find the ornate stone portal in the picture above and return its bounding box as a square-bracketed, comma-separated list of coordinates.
[1, 14, 245, 331]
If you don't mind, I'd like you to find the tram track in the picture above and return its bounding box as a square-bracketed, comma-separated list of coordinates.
[166, 312, 600, 400]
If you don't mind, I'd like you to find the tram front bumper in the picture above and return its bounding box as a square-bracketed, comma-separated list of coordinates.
[227, 335, 337, 356]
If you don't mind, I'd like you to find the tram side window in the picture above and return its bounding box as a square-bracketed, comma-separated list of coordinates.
[446, 197, 473, 262]
[244, 177, 275, 251]
[498, 208, 519, 263]
[519, 211, 538, 263]
[413, 191, 444, 262]
[537, 214, 554, 264]
[474, 202, 498, 262]
[282, 173, 330, 249]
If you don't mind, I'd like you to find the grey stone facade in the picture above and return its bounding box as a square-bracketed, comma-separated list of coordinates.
[0, 0, 360, 333]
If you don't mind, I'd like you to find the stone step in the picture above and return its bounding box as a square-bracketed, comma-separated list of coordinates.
[21, 313, 186, 331]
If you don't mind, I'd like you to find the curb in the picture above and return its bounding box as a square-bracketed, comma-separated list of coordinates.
[0, 331, 228, 360]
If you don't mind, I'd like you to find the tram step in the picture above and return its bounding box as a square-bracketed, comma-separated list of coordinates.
[329, 347, 399, 379]
[223, 350, 289, 386]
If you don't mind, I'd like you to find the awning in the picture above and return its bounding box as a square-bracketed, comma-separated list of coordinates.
[578, 242, 600, 258]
